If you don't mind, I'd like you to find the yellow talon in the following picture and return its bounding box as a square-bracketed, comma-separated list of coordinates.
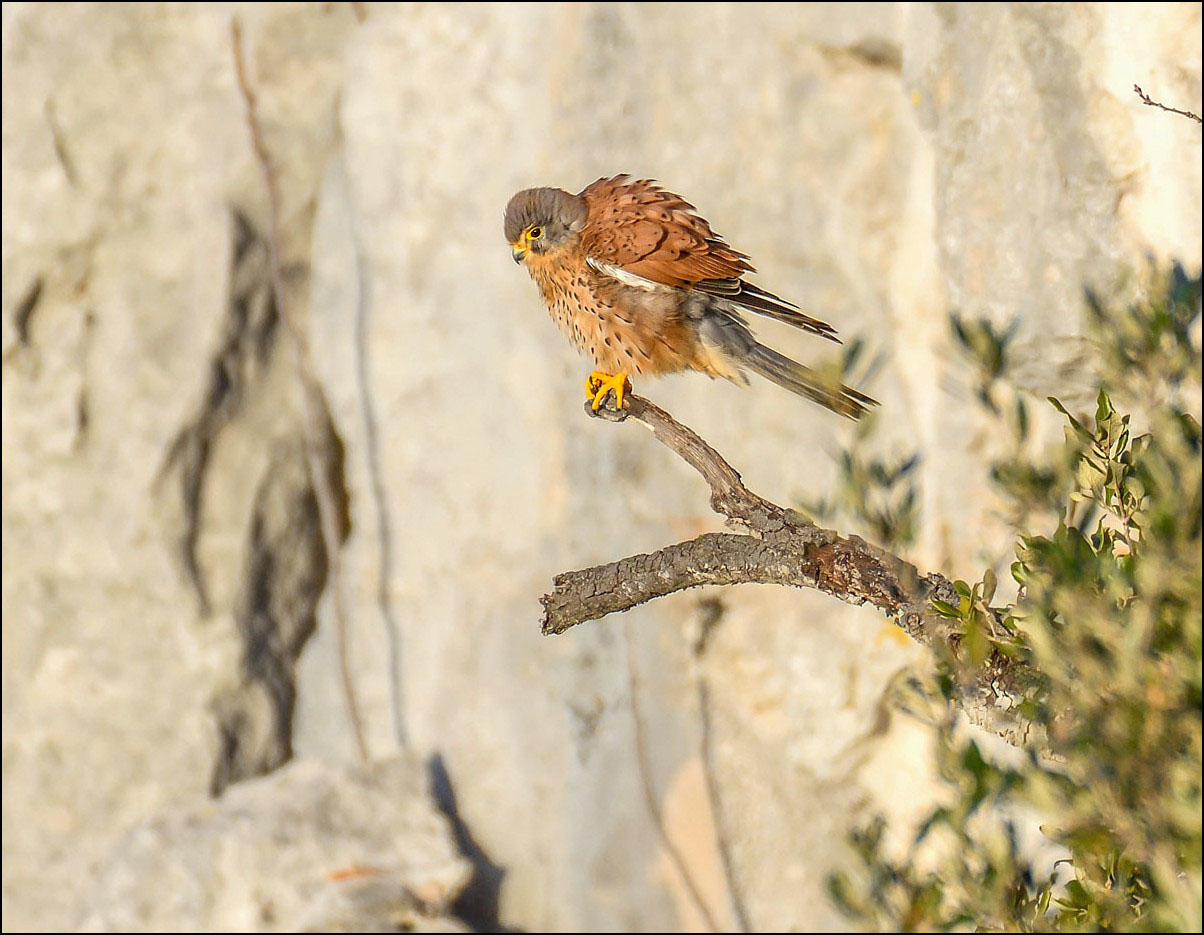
[585, 370, 631, 411]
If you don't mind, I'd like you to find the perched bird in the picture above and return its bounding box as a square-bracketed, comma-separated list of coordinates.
[504, 175, 876, 419]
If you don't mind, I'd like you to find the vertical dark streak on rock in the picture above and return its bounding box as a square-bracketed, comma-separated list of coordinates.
[73, 309, 96, 449]
[210, 428, 346, 796]
[10, 276, 44, 348]
[347, 158, 409, 749]
[230, 19, 368, 760]
[159, 209, 279, 614]
[154, 206, 352, 793]
[44, 98, 78, 187]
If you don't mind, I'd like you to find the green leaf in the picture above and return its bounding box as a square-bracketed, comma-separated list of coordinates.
[1049, 396, 1090, 439]
[930, 599, 962, 619]
[981, 568, 997, 606]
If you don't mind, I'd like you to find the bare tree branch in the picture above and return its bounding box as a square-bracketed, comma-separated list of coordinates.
[1133, 84, 1202, 124]
[540, 395, 1038, 748]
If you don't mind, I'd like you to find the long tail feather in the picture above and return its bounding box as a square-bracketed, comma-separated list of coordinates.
[743, 342, 877, 420]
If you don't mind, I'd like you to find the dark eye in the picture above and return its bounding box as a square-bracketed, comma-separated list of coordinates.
[528, 226, 544, 240]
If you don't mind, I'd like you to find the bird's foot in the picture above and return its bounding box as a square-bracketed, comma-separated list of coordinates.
[585, 370, 631, 411]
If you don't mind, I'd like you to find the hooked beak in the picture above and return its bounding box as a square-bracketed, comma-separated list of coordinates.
[511, 243, 527, 264]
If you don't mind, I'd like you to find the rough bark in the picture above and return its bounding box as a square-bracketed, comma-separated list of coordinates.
[541, 394, 1038, 747]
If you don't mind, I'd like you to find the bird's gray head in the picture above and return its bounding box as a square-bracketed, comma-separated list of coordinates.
[504, 187, 588, 263]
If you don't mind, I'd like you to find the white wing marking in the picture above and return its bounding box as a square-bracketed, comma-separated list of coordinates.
[586, 257, 674, 292]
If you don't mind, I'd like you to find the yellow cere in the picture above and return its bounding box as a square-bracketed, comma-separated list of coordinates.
[511, 227, 540, 262]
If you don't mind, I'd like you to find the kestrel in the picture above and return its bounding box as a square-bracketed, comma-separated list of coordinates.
[505, 175, 876, 419]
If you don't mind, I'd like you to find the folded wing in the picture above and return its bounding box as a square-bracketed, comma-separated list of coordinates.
[577, 175, 839, 343]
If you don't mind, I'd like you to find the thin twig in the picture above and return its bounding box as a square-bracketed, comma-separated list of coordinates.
[693, 601, 752, 933]
[231, 17, 368, 763]
[1133, 84, 1202, 124]
[541, 395, 1038, 749]
[624, 623, 722, 933]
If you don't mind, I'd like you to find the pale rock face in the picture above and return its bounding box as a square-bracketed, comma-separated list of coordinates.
[73, 757, 473, 934]
[2, 3, 1199, 933]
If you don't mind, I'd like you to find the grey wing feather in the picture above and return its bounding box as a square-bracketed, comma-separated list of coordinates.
[696, 279, 841, 343]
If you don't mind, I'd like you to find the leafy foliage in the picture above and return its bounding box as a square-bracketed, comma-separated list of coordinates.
[829, 266, 1202, 932]
[803, 437, 921, 548]
[801, 336, 921, 547]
